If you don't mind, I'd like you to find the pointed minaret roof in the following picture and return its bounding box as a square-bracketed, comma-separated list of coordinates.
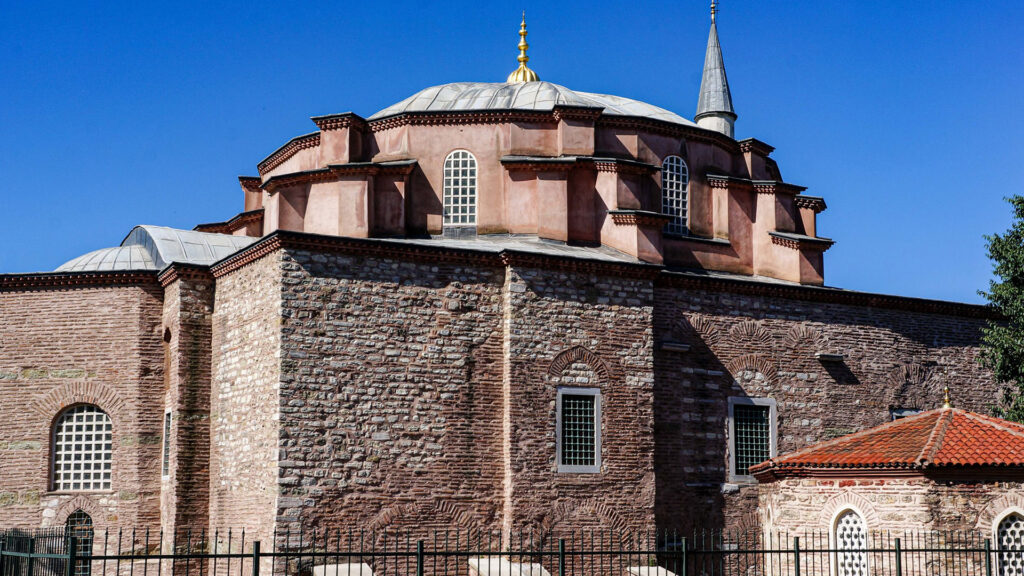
[695, 2, 736, 123]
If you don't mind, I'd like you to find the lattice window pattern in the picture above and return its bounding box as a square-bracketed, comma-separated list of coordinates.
[66, 510, 94, 576]
[834, 510, 868, 576]
[52, 405, 112, 491]
[560, 394, 596, 467]
[162, 412, 172, 476]
[998, 513, 1024, 576]
[732, 404, 770, 475]
[661, 155, 689, 235]
[443, 150, 477, 226]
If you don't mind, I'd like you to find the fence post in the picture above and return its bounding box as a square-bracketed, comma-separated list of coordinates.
[251, 541, 260, 576]
[558, 539, 566, 576]
[0, 535, 6, 576]
[416, 540, 424, 576]
[894, 537, 902, 576]
[65, 536, 78, 576]
[793, 536, 800, 576]
[680, 537, 687, 576]
[985, 538, 993, 576]
[27, 536, 36, 576]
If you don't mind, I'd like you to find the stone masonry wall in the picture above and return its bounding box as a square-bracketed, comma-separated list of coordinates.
[159, 273, 215, 538]
[652, 281, 997, 533]
[276, 248, 507, 537]
[0, 283, 164, 530]
[209, 253, 282, 543]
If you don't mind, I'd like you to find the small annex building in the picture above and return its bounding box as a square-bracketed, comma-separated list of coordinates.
[753, 399, 1024, 545]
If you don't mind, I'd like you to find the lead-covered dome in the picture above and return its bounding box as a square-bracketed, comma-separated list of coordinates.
[369, 81, 696, 126]
[56, 225, 257, 272]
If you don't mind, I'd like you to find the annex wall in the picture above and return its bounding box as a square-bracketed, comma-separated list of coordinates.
[652, 277, 998, 533]
[209, 254, 282, 542]
[275, 247, 507, 536]
[0, 281, 164, 530]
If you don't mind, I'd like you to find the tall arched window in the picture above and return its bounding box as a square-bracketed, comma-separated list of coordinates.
[661, 155, 689, 235]
[833, 509, 868, 576]
[443, 150, 477, 227]
[997, 512, 1024, 576]
[52, 405, 112, 491]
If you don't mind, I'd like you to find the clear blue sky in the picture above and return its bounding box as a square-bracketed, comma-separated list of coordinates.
[1, 1, 1021, 304]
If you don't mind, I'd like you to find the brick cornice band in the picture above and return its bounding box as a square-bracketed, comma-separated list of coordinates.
[0, 271, 159, 291]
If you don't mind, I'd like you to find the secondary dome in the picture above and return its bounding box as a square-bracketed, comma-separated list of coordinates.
[369, 81, 696, 127]
[56, 225, 257, 272]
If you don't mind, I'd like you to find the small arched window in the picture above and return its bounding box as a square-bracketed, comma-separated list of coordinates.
[661, 155, 689, 235]
[443, 150, 477, 228]
[52, 405, 112, 491]
[997, 512, 1024, 576]
[833, 509, 868, 576]
[66, 510, 94, 576]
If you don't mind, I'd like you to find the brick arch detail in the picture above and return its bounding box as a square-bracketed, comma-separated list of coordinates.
[539, 499, 630, 534]
[976, 494, 1024, 532]
[728, 321, 773, 347]
[366, 499, 485, 534]
[547, 346, 612, 382]
[31, 382, 129, 425]
[725, 354, 777, 384]
[816, 491, 881, 531]
[784, 325, 823, 351]
[54, 496, 102, 525]
[681, 315, 719, 347]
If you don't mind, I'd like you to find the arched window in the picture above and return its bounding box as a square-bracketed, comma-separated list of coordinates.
[66, 510, 94, 576]
[997, 512, 1024, 576]
[833, 509, 868, 576]
[443, 150, 477, 227]
[52, 405, 112, 491]
[661, 155, 689, 235]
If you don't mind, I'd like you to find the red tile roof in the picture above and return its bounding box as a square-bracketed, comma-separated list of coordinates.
[751, 408, 1024, 477]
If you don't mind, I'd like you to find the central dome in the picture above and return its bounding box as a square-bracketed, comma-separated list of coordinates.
[369, 81, 696, 127]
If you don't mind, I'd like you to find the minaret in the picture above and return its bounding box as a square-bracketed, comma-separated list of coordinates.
[507, 11, 540, 83]
[695, 1, 737, 138]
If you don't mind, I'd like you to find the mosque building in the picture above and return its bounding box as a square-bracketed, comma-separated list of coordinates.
[0, 7, 1001, 544]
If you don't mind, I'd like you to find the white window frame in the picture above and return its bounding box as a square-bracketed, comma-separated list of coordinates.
[556, 387, 602, 474]
[661, 155, 689, 235]
[162, 411, 172, 478]
[727, 396, 777, 482]
[442, 149, 478, 228]
[51, 404, 113, 492]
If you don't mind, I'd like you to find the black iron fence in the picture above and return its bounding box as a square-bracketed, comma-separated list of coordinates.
[1, 528, 1022, 576]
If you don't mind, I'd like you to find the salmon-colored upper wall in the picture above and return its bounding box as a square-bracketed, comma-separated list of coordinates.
[249, 111, 830, 285]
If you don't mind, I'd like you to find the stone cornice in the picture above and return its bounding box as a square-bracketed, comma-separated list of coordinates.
[500, 156, 577, 172]
[261, 168, 334, 193]
[708, 174, 806, 194]
[608, 209, 673, 227]
[0, 271, 160, 291]
[589, 157, 659, 175]
[551, 105, 604, 123]
[261, 161, 418, 193]
[158, 263, 213, 288]
[656, 270, 997, 319]
[257, 132, 320, 175]
[738, 138, 775, 156]
[753, 180, 807, 195]
[368, 110, 556, 131]
[706, 173, 752, 190]
[194, 208, 264, 234]
[310, 112, 368, 132]
[769, 231, 835, 252]
[794, 195, 827, 213]
[238, 176, 262, 194]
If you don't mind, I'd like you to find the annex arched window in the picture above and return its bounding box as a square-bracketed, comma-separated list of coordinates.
[833, 509, 868, 576]
[443, 150, 477, 228]
[66, 510, 94, 576]
[997, 512, 1024, 576]
[52, 405, 112, 491]
[661, 155, 689, 235]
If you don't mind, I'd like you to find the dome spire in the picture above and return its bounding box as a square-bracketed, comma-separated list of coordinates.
[507, 11, 540, 83]
[695, 1, 736, 138]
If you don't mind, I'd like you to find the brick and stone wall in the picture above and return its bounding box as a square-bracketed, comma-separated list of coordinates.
[208, 253, 283, 543]
[0, 281, 164, 530]
[651, 277, 997, 533]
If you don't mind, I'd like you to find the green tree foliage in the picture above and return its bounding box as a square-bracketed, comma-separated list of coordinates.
[982, 196, 1024, 422]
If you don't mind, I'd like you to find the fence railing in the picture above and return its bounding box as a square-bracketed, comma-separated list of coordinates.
[2, 528, 1022, 576]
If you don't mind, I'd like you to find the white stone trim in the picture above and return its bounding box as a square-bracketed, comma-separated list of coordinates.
[726, 396, 777, 482]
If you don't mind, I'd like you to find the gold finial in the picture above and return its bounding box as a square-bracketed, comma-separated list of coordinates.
[943, 386, 953, 409]
[507, 10, 540, 83]
[710, 0, 717, 23]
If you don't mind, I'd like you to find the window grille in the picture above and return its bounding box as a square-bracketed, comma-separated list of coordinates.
[834, 509, 868, 576]
[66, 510, 94, 576]
[998, 513, 1024, 576]
[162, 412, 171, 476]
[661, 155, 689, 235]
[732, 404, 771, 475]
[52, 405, 112, 491]
[557, 388, 601, 473]
[443, 150, 477, 227]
